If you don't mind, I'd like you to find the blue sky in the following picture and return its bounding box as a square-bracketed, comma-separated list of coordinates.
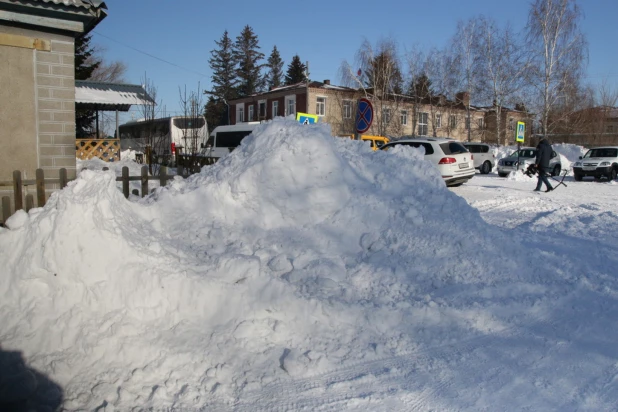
[92, 0, 618, 119]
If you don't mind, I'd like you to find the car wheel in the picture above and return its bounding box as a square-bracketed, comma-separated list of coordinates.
[481, 161, 491, 174]
[573, 173, 582, 182]
[607, 167, 617, 181]
[498, 172, 508, 178]
[552, 165, 561, 177]
[594, 175, 603, 181]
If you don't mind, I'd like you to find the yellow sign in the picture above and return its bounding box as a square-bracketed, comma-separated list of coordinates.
[296, 112, 318, 124]
[516, 121, 525, 143]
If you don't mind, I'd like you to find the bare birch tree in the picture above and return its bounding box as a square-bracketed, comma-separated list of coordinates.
[525, 0, 587, 138]
[404, 46, 426, 137]
[138, 73, 164, 175]
[178, 83, 205, 155]
[451, 18, 481, 142]
[476, 16, 530, 144]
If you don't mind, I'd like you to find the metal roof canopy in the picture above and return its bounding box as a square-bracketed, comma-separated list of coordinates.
[75, 80, 155, 138]
[75, 80, 155, 111]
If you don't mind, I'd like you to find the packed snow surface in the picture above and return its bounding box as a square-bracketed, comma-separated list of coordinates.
[1, 119, 617, 411]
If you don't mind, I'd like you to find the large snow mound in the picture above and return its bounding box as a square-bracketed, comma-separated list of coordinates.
[0, 119, 566, 410]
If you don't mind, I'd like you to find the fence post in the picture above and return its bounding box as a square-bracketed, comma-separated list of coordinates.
[141, 166, 148, 197]
[25, 194, 34, 212]
[177, 164, 184, 177]
[122, 166, 129, 198]
[13, 170, 23, 211]
[59, 168, 68, 189]
[36, 168, 45, 207]
[2, 196, 10, 223]
[160, 166, 167, 188]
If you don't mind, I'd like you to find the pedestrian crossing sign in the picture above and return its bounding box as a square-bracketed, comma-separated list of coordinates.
[296, 112, 318, 125]
[516, 121, 525, 143]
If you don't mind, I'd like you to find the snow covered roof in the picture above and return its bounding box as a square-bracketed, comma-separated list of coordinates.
[75, 80, 155, 111]
[37, 0, 106, 8]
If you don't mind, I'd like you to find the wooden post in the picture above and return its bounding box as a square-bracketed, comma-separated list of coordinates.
[2, 196, 11, 223]
[177, 164, 184, 177]
[132, 189, 139, 196]
[13, 170, 23, 211]
[36, 168, 45, 207]
[25, 194, 34, 212]
[59, 168, 68, 189]
[122, 166, 129, 198]
[141, 166, 148, 197]
[103, 167, 109, 171]
[160, 166, 167, 188]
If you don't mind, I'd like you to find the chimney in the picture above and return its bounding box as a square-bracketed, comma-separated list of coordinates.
[455, 91, 470, 107]
[323, 79, 330, 85]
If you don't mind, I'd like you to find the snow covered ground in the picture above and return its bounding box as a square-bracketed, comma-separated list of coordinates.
[1, 119, 617, 411]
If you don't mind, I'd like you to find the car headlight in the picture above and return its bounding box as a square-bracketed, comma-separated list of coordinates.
[573, 161, 581, 167]
[600, 161, 610, 166]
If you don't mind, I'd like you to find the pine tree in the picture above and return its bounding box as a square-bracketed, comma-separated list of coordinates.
[265, 45, 284, 90]
[233, 25, 265, 97]
[285, 55, 307, 85]
[204, 95, 228, 132]
[208, 30, 238, 102]
[75, 34, 101, 138]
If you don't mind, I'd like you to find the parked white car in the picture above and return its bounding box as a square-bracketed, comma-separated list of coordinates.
[463, 142, 495, 174]
[497, 147, 562, 177]
[381, 137, 475, 186]
[572, 146, 618, 181]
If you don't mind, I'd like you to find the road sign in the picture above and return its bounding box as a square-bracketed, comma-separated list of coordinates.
[355, 98, 373, 134]
[516, 121, 525, 143]
[296, 112, 318, 125]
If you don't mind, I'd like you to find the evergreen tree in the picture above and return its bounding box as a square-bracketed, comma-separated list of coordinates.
[204, 95, 228, 132]
[232, 25, 265, 97]
[410, 73, 433, 100]
[74, 34, 101, 138]
[265, 45, 284, 90]
[208, 30, 238, 102]
[364, 50, 403, 94]
[285, 55, 307, 85]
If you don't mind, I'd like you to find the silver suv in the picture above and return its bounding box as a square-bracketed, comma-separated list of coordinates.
[463, 143, 495, 174]
[497, 147, 562, 177]
[572, 146, 618, 181]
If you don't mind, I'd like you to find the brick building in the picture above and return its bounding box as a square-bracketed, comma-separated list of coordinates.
[228, 81, 531, 145]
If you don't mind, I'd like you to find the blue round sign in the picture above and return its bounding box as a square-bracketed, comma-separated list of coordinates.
[355, 98, 373, 134]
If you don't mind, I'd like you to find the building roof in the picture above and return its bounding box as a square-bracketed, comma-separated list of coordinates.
[75, 80, 155, 111]
[0, 0, 107, 35]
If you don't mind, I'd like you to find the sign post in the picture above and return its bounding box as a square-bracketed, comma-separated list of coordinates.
[355, 98, 373, 139]
[516, 121, 525, 170]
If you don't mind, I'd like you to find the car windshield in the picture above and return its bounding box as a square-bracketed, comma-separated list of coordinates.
[440, 142, 468, 155]
[509, 149, 536, 158]
[584, 148, 617, 158]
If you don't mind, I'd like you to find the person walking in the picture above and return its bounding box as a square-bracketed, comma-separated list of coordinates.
[534, 138, 554, 192]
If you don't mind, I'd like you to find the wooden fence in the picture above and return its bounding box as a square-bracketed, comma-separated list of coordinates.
[0, 162, 219, 225]
[76, 138, 121, 162]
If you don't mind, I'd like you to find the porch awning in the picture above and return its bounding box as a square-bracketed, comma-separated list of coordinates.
[75, 80, 155, 111]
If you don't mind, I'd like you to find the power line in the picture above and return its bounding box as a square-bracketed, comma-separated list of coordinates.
[92, 30, 210, 79]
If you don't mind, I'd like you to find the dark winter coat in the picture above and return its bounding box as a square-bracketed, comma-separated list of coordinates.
[535, 139, 553, 170]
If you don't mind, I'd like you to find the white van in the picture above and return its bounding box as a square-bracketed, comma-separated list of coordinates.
[202, 122, 261, 158]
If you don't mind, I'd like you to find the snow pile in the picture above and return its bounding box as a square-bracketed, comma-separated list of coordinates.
[0, 119, 584, 410]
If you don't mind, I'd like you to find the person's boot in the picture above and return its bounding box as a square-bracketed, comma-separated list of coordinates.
[545, 187, 553, 192]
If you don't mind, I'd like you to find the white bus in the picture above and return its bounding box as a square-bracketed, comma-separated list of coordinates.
[203, 122, 261, 158]
[118, 116, 209, 158]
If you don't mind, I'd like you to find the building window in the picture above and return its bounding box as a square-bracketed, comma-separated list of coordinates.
[418, 112, 428, 136]
[236, 106, 244, 123]
[272, 101, 279, 117]
[248, 105, 254, 121]
[383, 108, 391, 124]
[258, 100, 266, 119]
[450, 115, 457, 129]
[316, 96, 326, 116]
[343, 100, 353, 119]
[508, 118, 514, 131]
[285, 95, 296, 116]
[477, 118, 484, 129]
[400, 110, 408, 126]
[436, 113, 442, 128]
